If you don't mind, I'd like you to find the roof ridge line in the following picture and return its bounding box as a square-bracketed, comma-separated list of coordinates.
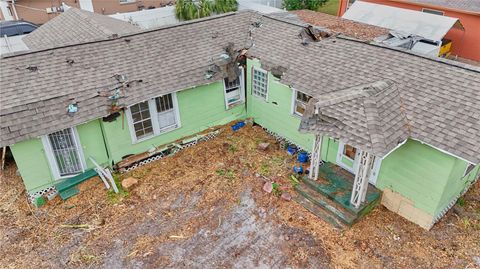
[337, 35, 480, 73]
[261, 12, 480, 73]
[1, 11, 242, 59]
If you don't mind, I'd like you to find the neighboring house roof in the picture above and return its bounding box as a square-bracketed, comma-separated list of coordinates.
[292, 9, 389, 41]
[1, 11, 479, 164]
[23, 8, 140, 51]
[399, 0, 480, 14]
[343, 1, 464, 41]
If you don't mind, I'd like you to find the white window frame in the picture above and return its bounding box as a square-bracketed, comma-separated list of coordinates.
[119, 0, 136, 4]
[422, 8, 444, 16]
[126, 92, 181, 144]
[462, 163, 475, 178]
[291, 89, 312, 117]
[223, 68, 245, 110]
[251, 67, 269, 101]
[41, 127, 86, 180]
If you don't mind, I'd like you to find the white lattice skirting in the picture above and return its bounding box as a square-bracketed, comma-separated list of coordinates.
[261, 126, 312, 157]
[121, 130, 221, 173]
[27, 186, 57, 203]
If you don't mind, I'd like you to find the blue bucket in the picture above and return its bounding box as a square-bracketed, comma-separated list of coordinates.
[231, 121, 245, 131]
[297, 151, 309, 163]
[287, 145, 297, 155]
[293, 165, 303, 174]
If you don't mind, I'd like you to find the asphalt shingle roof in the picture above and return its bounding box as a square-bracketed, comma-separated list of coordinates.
[23, 8, 141, 51]
[1, 11, 479, 164]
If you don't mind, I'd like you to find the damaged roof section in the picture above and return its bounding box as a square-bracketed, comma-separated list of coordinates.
[23, 8, 141, 51]
[289, 10, 389, 41]
[299, 80, 410, 157]
[1, 10, 479, 164]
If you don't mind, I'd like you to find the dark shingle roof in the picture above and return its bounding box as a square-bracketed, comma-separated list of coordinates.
[1, 11, 479, 164]
[23, 8, 141, 51]
[403, 0, 480, 13]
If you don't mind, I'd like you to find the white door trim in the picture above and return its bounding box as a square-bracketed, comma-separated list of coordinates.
[368, 156, 382, 185]
[337, 141, 360, 174]
[42, 127, 86, 180]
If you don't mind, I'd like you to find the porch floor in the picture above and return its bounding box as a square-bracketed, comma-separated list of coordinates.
[294, 162, 382, 228]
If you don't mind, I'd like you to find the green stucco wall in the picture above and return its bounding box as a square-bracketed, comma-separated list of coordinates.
[10, 119, 109, 193]
[101, 81, 246, 163]
[10, 138, 53, 193]
[246, 59, 314, 151]
[435, 159, 480, 216]
[375, 139, 461, 215]
[77, 119, 110, 167]
[320, 137, 339, 163]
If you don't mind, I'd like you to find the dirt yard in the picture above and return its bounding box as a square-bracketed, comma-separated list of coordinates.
[0, 125, 479, 268]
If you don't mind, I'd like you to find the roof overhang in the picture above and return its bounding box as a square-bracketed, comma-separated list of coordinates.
[343, 1, 464, 41]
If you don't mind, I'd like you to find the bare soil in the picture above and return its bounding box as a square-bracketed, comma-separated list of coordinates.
[0, 125, 479, 268]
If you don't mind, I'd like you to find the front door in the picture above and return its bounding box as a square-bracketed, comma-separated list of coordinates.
[337, 141, 382, 186]
[337, 141, 359, 174]
[44, 128, 85, 178]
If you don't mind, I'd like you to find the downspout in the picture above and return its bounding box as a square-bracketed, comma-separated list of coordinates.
[99, 119, 112, 166]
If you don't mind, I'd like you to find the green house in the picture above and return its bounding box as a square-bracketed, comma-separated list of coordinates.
[1, 11, 478, 230]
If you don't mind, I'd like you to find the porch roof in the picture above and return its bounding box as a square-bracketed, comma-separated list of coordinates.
[299, 80, 410, 158]
[1, 11, 479, 164]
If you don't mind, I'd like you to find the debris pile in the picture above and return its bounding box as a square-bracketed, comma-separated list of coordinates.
[0, 124, 479, 268]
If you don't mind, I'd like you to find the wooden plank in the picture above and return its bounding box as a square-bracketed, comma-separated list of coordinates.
[116, 126, 223, 169]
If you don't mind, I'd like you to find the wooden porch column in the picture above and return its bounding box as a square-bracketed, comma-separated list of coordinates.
[350, 150, 373, 208]
[309, 135, 322, 180]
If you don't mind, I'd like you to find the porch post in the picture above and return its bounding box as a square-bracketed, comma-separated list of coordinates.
[350, 150, 373, 208]
[309, 135, 322, 180]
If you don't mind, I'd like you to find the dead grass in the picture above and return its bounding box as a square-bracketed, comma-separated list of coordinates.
[0, 124, 479, 268]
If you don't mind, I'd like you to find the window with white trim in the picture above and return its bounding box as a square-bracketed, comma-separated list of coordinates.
[155, 94, 178, 131]
[119, 0, 136, 4]
[463, 163, 475, 178]
[292, 90, 312, 116]
[252, 67, 268, 100]
[130, 101, 154, 140]
[223, 69, 245, 109]
[128, 93, 180, 142]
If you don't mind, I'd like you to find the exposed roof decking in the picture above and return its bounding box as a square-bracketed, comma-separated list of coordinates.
[292, 10, 389, 41]
[1, 11, 479, 164]
[246, 14, 480, 163]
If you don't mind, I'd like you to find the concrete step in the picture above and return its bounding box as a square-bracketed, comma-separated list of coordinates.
[295, 183, 357, 226]
[54, 169, 97, 193]
[59, 187, 80, 200]
[293, 195, 346, 230]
